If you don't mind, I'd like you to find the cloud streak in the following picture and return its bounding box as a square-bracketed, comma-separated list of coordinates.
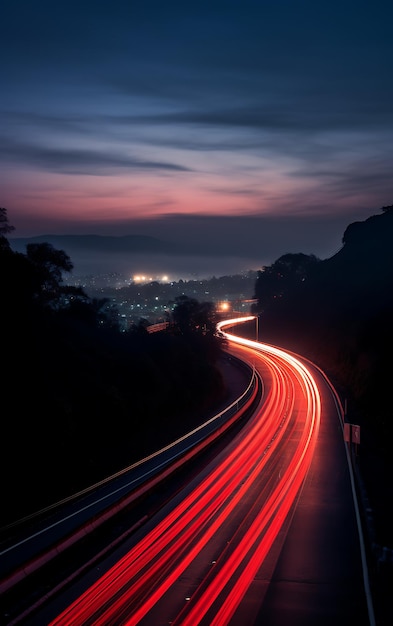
[0, 135, 191, 175]
[1, 0, 392, 266]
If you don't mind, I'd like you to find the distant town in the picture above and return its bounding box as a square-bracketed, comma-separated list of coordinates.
[68, 270, 259, 330]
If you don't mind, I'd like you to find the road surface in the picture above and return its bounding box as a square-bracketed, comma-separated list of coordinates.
[8, 317, 373, 625]
[30, 317, 374, 625]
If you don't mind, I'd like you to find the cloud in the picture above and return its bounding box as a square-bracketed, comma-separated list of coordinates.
[109, 93, 393, 134]
[1, 0, 392, 246]
[0, 135, 191, 175]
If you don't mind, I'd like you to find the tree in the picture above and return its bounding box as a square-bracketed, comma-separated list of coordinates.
[0, 207, 14, 252]
[0, 207, 14, 237]
[252, 253, 320, 314]
[171, 295, 217, 336]
[169, 295, 224, 363]
[60, 290, 120, 329]
[25, 242, 74, 309]
[127, 317, 151, 337]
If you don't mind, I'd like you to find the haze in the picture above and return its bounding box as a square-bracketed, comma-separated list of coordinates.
[2, 1, 393, 276]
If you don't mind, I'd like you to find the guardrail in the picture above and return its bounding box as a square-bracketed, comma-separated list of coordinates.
[0, 356, 261, 597]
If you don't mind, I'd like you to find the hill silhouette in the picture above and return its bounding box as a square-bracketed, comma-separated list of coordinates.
[252, 204, 393, 564]
[9, 233, 183, 255]
[0, 211, 227, 527]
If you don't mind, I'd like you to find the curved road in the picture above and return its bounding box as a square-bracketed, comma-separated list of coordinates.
[220, 318, 374, 626]
[33, 317, 375, 625]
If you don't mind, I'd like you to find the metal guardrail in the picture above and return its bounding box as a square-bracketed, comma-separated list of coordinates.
[0, 357, 260, 596]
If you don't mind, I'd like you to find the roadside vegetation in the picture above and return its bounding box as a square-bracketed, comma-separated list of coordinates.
[0, 208, 227, 526]
[251, 205, 393, 556]
[2, 203, 392, 570]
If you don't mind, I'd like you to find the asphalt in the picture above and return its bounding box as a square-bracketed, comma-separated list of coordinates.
[216, 352, 254, 406]
[220, 350, 376, 626]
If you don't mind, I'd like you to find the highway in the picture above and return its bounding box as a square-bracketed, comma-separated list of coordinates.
[3, 317, 374, 624]
[45, 317, 336, 625]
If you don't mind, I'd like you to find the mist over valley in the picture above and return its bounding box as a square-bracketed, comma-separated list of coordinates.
[9, 233, 267, 281]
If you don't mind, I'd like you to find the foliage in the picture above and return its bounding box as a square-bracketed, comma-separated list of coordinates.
[0, 207, 15, 238]
[0, 209, 226, 525]
[252, 204, 393, 546]
[254, 208, 393, 427]
[252, 252, 320, 314]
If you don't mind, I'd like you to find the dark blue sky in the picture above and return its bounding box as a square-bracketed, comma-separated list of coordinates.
[2, 0, 393, 273]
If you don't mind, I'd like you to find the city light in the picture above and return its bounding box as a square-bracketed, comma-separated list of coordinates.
[132, 274, 170, 284]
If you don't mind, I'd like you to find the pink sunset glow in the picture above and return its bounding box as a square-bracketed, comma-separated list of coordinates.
[1, 1, 392, 275]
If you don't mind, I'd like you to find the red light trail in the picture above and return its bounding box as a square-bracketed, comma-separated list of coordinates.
[50, 317, 321, 625]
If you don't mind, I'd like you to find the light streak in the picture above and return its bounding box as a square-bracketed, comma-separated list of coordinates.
[50, 316, 321, 626]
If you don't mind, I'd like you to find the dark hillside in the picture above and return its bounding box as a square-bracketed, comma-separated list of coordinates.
[253, 205, 393, 553]
[0, 210, 226, 527]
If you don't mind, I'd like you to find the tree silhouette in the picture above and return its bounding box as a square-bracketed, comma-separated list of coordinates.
[25, 242, 74, 308]
[171, 295, 217, 336]
[0, 207, 14, 254]
[0, 208, 227, 524]
[252, 252, 320, 314]
[0, 206, 14, 237]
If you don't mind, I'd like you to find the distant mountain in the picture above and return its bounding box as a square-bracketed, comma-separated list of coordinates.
[8, 232, 262, 280]
[9, 233, 186, 256]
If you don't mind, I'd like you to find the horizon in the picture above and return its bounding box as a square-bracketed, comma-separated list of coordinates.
[8, 215, 351, 282]
[1, 2, 392, 262]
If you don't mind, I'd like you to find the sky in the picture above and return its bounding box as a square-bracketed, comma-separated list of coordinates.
[1, 0, 393, 277]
